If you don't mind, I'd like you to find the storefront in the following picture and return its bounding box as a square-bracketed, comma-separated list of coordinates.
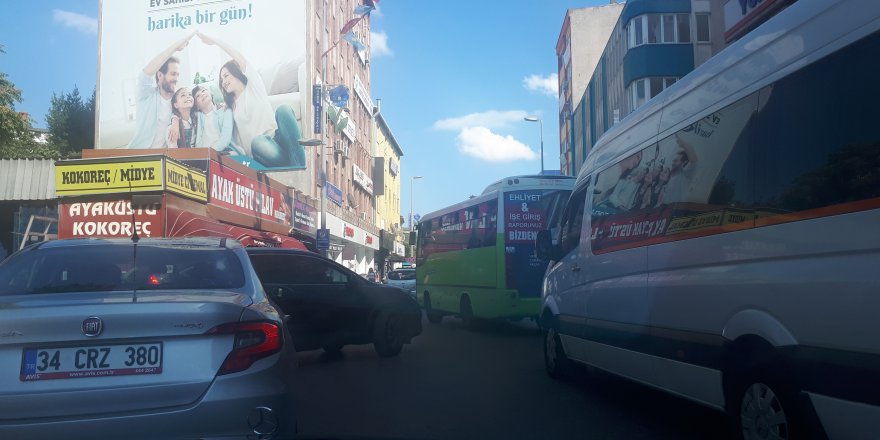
[55, 150, 308, 249]
[323, 212, 379, 275]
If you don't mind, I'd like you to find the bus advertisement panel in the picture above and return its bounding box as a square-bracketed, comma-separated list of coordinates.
[504, 190, 561, 298]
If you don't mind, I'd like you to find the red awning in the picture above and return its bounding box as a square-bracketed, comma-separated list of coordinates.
[166, 206, 307, 250]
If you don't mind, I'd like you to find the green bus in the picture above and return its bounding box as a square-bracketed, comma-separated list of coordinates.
[416, 175, 574, 324]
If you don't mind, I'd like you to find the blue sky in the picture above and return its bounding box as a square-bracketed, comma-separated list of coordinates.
[0, 0, 611, 225]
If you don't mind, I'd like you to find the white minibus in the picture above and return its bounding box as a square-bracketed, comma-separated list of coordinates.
[538, 1, 880, 438]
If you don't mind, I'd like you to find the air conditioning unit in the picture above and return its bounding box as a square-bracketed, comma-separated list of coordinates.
[333, 140, 345, 155]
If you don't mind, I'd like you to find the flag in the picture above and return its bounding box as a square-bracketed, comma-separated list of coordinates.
[328, 85, 350, 108]
[342, 31, 367, 52]
[354, 4, 374, 16]
[363, 0, 378, 8]
[340, 16, 364, 36]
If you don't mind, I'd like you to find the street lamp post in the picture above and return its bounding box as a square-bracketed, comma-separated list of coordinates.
[524, 116, 544, 174]
[299, 138, 327, 256]
[409, 176, 423, 232]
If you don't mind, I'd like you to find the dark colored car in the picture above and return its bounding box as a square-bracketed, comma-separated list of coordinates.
[246, 248, 422, 357]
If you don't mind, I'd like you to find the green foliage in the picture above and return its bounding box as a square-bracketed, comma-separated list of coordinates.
[0, 71, 37, 153]
[46, 86, 95, 154]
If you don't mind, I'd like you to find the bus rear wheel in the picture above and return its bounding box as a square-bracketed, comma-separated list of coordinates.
[459, 295, 475, 327]
[424, 293, 443, 324]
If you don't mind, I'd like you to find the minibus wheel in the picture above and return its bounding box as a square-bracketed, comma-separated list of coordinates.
[729, 366, 821, 440]
[543, 315, 572, 379]
[424, 293, 443, 324]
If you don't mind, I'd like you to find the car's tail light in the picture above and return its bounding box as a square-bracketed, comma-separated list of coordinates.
[206, 321, 282, 375]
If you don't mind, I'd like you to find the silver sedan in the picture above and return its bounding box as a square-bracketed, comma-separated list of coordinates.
[0, 237, 296, 439]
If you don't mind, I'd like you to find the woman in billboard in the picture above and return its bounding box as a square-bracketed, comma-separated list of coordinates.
[196, 32, 305, 169]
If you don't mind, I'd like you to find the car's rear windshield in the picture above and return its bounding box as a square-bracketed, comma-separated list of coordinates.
[0, 244, 246, 295]
[388, 270, 416, 281]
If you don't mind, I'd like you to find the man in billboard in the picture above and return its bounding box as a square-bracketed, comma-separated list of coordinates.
[127, 33, 194, 149]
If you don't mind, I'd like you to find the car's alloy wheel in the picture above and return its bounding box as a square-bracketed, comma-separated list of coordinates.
[373, 313, 403, 357]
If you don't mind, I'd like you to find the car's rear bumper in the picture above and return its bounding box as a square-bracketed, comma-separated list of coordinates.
[0, 357, 296, 440]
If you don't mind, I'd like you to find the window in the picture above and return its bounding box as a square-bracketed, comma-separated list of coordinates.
[629, 14, 692, 48]
[252, 255, 349, 285]
[558, 186, 588, 256]
[696, 13, 711, 43]
[648, 15, 660, 44]
[630, 77, 680, 111]
[677, 14, 691, 43]
[629, 16, 644, 48]
[662, 15, 676, 43]
[590, 90, 760, 254]
[0, 245, 246, 295]
[418, 200, 498, 259]
[754, 30, 880, 219]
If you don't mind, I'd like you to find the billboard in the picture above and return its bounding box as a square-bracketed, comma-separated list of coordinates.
[98, 0, 309, 172]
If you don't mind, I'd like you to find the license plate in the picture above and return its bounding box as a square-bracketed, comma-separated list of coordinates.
[20, 343, 163, 381]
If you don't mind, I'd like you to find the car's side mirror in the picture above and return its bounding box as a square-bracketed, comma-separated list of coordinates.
[535, 230, 558, 261]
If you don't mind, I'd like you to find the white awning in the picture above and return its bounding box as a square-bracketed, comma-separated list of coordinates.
[0, 159, 56, 201]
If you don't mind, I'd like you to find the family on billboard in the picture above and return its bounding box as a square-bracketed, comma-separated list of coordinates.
[126, 31, 306, 171]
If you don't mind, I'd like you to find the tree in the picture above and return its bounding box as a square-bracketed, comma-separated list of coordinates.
[0, 44, 64, 159]
[46, 86, 96, 155]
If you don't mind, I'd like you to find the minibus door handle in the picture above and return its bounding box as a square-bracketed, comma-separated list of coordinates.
[571, 264, 581, 272]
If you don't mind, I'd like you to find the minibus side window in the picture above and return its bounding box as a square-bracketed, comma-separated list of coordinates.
[559, 186, 588, 256]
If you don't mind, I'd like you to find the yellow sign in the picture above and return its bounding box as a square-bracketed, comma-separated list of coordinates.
[56, 159, 165, 196]
[165, 160, 208, 202]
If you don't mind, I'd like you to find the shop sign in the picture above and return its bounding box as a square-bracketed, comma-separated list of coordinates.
[56, 158, 164, 196]
[209, 162, 292, 226]
[352, 163, 373, 195]
[342, 116, 357, 141]
[354, 74, 373, 112]
[59, 199, 163, 239]
[326, 183, 344, 207]
[366, 235, 373, 245]
[293, 200, 317, 233]
[344, 225, 355, 238]
[165, 159, 207, 202]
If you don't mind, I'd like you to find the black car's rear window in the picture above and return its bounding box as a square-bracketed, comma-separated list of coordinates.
[0, 244, 245, 295]
[387, 270, 416, 281]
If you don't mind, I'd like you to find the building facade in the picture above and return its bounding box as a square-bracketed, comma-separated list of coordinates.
[556, 3, 624, 177]
[563, 0, 727, 177]
[372, 106, 406, 278]
[308, 0, 381, 274]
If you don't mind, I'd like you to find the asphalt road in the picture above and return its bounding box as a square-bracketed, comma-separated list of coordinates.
[289, 315, 734, 440]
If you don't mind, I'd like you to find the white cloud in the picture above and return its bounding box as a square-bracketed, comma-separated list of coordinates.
[433, 110, 529, 131]
[53, 9, 98, 35]
[456, 127, 537, 163]
[523, 73, 559, 97]
[370, 31, 393, 57]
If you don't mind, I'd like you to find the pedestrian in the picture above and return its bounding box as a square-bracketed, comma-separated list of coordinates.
[368, 267, 376, 283]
